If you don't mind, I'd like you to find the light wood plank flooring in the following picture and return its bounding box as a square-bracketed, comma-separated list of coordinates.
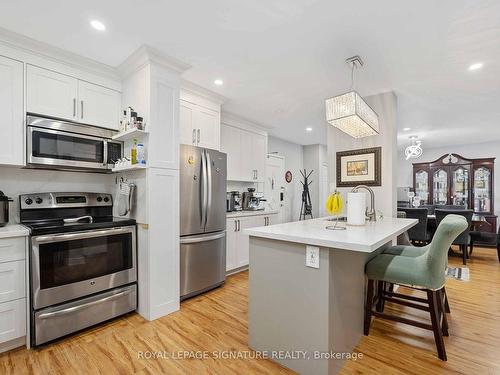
[1, 246, 499, 374]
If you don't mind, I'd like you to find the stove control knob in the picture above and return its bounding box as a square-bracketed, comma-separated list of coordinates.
[103, 197, 110, 203]
[97, 196, 103, 202]
[25, 198, 33, 205]
[35, 197, 43, 204]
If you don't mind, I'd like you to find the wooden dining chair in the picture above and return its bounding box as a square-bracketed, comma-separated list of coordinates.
[399, 208, 430, 246]
[469, 223, 500, 262]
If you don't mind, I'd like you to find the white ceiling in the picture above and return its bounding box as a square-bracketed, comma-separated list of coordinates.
[1, 0, 500, 149]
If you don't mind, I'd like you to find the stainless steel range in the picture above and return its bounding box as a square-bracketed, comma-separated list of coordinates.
[20, 192, 137, 346]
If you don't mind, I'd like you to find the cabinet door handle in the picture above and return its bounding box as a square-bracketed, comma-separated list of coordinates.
[255, 170, 258, 180]
[237, 220, 240, 231]
[73, 98, 76, 117]
[80, 100, 84, 119]
[197, 129, 200, 144]
[192, 129, 196, 144]
[234, 220, 238, 232]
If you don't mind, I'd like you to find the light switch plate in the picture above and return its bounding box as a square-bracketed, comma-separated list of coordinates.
[306, 246, 320, 269]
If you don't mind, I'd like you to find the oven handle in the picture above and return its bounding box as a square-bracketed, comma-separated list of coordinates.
[33, 226, 135, 243]
[37, 289, 132, 319]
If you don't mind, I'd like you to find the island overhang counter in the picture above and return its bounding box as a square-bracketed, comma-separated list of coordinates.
[245, 217, 417, 375]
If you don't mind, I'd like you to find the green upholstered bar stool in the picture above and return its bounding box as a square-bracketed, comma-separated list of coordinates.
[364, 215, 468, 361]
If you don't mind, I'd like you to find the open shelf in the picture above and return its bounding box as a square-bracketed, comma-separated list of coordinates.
[112, 128, 148, 142]
[111, 164, 148, 173]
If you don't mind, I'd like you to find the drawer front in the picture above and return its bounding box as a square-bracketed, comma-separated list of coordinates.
[0, 237, 26, 263]
[0, 299, 26, 343]
[0, 260, 25, 303]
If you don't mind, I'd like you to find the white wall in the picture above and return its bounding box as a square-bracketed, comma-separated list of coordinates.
[303, 144, 328, 218]
[0, 166, 115, 223]
[328, 91, 398, 218]
[398, 140, 500, 217]
[268, 136, 304, 222]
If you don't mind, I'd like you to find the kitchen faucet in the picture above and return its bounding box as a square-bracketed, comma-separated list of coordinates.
[351, 185, 376, 222]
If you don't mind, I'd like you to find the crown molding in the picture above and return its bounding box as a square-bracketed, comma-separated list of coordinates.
[0, 26, 120, 81]
[119, 44, 191, 78]
[180, 79, 226, 105]
[221, 111, 272, 135]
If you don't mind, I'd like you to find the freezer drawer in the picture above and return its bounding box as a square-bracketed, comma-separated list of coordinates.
[180, 231, 226, 300]
[33, 284, 136, 346]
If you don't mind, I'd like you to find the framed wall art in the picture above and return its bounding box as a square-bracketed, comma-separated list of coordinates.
[336, 147, 381, 187]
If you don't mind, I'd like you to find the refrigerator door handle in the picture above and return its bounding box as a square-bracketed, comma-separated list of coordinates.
[205, 150, 213, 229]
[180, 232, 226, 244]
[201, 149, 208, 228]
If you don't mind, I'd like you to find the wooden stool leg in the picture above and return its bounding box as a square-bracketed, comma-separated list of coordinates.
[428, 290, 447, 361]
[442, 286, 451, 313]
[437, 288, 449, 336]
[462, 244, 467, 265]
[376, 280, 385, 312]
[364, 279, 374, 335]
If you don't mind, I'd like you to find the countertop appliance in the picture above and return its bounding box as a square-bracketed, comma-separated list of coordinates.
[242, 188, 266, 211]
[0, 191, 13, 227]
[180, 145, 227, 300]
[26, 115, 122, 172]
[20, 192, 137, 346]
[226, 191, 241, 212]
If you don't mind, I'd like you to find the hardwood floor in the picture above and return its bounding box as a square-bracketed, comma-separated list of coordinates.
[1, 246, 499, 374]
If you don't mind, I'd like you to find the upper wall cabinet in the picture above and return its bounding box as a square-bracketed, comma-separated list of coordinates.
[27, 65, 120, 130]
[221, 124, 267, 182]
[180, 87, 222, 151]
[77, 81, 121, 130]
[0, 56, 24, 166]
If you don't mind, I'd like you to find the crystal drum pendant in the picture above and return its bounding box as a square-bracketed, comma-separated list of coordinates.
[325, 56, 379, 138]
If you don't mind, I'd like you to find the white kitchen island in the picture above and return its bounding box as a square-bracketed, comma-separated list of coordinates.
[245, 217, 417, 375]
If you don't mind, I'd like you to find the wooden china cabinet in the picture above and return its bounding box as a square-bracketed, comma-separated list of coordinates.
[412, 153, 497, 235]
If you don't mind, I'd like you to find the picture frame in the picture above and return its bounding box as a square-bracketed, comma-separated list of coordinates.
[336, 147, 381, 187]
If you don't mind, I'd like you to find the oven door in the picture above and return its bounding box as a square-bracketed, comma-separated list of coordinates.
[27, 126, 108, 170]
[31, 226, 137, 310]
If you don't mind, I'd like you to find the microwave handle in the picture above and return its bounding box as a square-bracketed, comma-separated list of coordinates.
[103, 141, 109, 165]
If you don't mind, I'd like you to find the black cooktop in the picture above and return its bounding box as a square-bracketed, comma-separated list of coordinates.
[24, 216, 136, 236]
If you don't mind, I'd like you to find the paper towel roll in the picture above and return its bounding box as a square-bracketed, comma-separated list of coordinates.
[347, 192, 366, 226]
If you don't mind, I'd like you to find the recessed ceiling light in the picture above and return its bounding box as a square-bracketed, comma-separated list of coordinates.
[90, 20, 106, 31]
[214, 79, 223, 86]
[468, 62, 483, 71]
[306, 127, 313, 132]
[403, 127, 411, 131]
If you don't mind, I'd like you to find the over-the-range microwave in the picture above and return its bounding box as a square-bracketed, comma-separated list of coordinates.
[26, 114, 122, 172]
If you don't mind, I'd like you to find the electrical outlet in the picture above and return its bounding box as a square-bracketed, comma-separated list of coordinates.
[306, 246, 320, 269]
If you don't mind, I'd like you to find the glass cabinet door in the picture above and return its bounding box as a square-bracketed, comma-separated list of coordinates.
[451, 167, 469, 207]
[474, 167, 492, 213]
[415, 170, 429, 203]
[433, 169, 448, 205]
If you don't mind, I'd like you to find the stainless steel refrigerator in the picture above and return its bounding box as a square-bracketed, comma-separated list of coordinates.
[180, 144, 227, 299]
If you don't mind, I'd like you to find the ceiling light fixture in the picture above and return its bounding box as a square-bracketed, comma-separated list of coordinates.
[405, 136, 423, 160]
[90, 20, 106, 31]
[214, 79, 223, 86]
[403, 127, 411, 131]
[468, 62, 483, 71]
[325, 55, 379, 139]
[306, 127, 313, 132]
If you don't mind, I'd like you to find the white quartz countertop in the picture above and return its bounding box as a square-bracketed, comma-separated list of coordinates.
[0, 224, 29, 239]
[227, 210, 279, 218]
[245, 217, 417, 252]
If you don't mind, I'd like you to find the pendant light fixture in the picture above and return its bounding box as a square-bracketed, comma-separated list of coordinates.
[405, 136, 423, 160]
[325, 56, 379, 138]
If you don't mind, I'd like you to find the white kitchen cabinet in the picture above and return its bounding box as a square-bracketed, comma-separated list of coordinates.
[27, 65, 121, 129]
[0, 235, 26, 350]
[77, 81, 120, 130]
[0, 56, 23, 166]
[179, 98, 220, 150]
[221, 124, 267, 182]
[27, 65, 78, 121]
[225, 213, 277, 272]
